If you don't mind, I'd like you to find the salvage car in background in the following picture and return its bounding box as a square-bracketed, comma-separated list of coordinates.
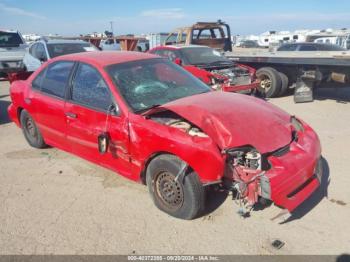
[164, 21, 232, 52]
[23, 39, 98, 72]
[149, 45, 260, 93]
[0, 30, 27, 78]
[8, 52, 322, 219]
[277, 42, 346, 52]
[237, 40, 260, 48]
[100, 38, 121, 51]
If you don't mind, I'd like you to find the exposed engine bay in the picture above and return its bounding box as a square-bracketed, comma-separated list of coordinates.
[209, 65, 253, 89]
[149, 110, 208, 138]
[223, 146, 272, 217]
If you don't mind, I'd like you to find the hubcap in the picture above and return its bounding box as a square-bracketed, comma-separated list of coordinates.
[259, 76, 272, 91]
[26, 118, 36, 138]
[155, 171, 184, 211]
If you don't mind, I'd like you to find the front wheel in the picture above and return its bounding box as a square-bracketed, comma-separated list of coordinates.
[146, 154, 205, 220]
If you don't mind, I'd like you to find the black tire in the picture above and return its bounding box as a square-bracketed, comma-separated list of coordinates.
[256, 67, 282, 98]
[20, 110, 46, 148]
[146, 154, 205, 220]
[278, 71, 289, 96]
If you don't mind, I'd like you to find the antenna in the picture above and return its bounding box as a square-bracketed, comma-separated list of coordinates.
[110, 21, 114, 36]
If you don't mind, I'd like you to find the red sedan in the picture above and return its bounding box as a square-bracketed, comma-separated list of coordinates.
[8, 51, 322, 219]
[149, 45, 261, 94]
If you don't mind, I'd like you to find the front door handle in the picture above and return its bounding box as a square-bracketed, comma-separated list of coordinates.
[65, 112, 77, 119]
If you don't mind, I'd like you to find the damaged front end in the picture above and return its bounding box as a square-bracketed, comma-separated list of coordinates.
[208, 64, 260, 93]
[151, 93, 322, 218]
[221, 117, 322, 218]
[222, 146, 270, 216]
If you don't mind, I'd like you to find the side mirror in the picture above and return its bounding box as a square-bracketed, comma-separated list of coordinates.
[98, 132, 109, 154]
[174, 58, 183, 66]
[108, 103, 120, 116]
[97, 103, 119, 154]
[37, 52, 47, 62]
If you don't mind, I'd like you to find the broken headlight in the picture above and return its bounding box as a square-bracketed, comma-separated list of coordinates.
[291, 116, 304, 132]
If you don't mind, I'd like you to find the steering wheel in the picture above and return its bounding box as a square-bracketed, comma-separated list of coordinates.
[134, 81, 168, 96]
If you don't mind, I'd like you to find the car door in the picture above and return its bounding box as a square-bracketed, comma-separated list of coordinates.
[64, 62, 131, 175]
[298, 45, 318, 51]
[23, 43, 42, 72]
[29, 61, 75, 149]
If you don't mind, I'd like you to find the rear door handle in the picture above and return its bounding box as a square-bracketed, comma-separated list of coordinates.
[65, 112, 77, 119]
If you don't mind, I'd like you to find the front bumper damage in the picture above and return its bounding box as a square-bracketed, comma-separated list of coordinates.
[224, 122, 322, 215]
[208, 63, 260, 94]
[220, 79, 260, 93]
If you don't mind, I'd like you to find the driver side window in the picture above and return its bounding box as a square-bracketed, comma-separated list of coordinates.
[34, 43, 47, 61]
[71, 63, 112, 111]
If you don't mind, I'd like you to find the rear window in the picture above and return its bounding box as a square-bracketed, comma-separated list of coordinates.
[317, 44, 346, 51]
[299, 45, 317, 51]
[277, 44, 297, 51]
[41, 61, 74, 98]
[0, 32, 24, 47]
[47, 43, 94, 58]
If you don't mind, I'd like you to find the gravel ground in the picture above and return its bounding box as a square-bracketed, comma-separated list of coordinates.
[0, 80, 349, 255]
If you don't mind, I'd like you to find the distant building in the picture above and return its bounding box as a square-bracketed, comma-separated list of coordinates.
[235, 28, 350, 49]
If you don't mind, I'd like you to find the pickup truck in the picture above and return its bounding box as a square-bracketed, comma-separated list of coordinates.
[0, 30, 27, 76]
[164, 20, 232, 52]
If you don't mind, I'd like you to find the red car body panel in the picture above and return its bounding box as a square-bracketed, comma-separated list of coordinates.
[161, 92, 292, 153]
[267, 120, 321, 211]
[8, 51, 322, 213]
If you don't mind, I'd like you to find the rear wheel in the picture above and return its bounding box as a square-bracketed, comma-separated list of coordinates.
[20, 110, 46, 148]
[278, 71, 289, 96]
[256, 67, 282, 98]
[146, 154, 205, 220]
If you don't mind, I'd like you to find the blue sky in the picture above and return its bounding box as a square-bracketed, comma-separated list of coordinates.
[1, 0, 350, 36]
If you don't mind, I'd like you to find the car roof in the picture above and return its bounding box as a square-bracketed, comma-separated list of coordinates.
[53, 51, 160, 67]
[46, 40, 88, 44]
[279, 42, 345, 50]
[0, 29, 19, 33]
[157, 45, 210, 50]
[43, 39, 90, 44]
[282, 42, 333, 47]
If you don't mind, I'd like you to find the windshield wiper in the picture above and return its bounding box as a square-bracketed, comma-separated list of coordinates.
[207, 60, 233, 66]
[192, 61, 233, 67]
[134, 104, 162, 115]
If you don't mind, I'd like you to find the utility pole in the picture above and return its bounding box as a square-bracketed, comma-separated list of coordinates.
[110, 21, 114, 36]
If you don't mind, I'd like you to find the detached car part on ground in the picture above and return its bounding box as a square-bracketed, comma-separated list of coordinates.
[149, 45, 260, 94]
[8, 51, 323, 219]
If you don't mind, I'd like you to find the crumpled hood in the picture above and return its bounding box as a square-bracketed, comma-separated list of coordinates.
[162, 92, 293, 153]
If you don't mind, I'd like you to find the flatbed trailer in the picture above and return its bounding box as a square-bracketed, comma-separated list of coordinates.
[225, 49, 350, 102]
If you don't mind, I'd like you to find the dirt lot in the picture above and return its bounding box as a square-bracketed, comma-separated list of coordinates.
[0, 80, 349, 255]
